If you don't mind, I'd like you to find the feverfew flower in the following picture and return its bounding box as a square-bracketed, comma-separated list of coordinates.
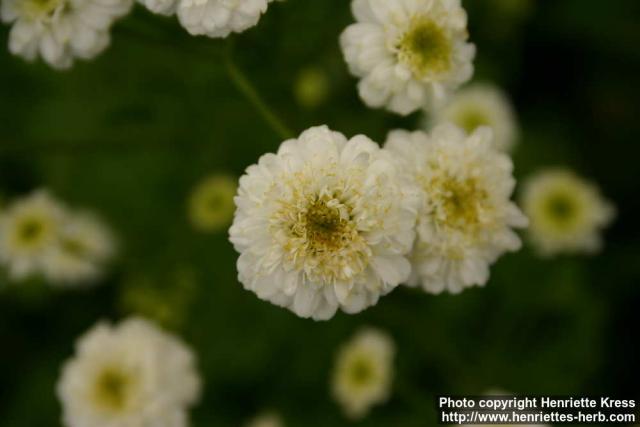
[1, 0, 133, 69]
[245, 412, 285, 427]
[385, 124, 528, 294]
[188, 173, 237, 232]
[57, 317, 201, 427]
[331, 328, 394, 419]
[431, 83, 518, 151]
[43, 212, 116, 285]
[177, 0, 273, 38]
[521, 169, 615, 256]
[340, 0, 475, 115]
[0, 190, 66, 280]
[229, 125, 418, 320]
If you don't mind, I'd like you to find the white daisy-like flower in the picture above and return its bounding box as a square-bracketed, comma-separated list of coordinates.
[521, 169, 615, 256]
[57, 317, 201, 427]
[188, 173, 237, 233]
[245, 412, 285, 427]
[43, 212, 116, 285]
[331, 328, 394, 419]
[385, 124, 528, 294]
[430, 83, 518, 151]
[340, 0, 475, 115]
[177, 0, 272, 38]
[1, 0, 133, 69]
[0, 190, 67, 280]
[229, 125, 418, 320]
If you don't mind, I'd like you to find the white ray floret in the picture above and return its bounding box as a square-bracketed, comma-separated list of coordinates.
[229, 125, 418, 320]
[1, 0, 132, 69]
[385, 123, 528, 294]
[340, 0, 475, 115]
[521, 168, 615, 256]
[57, 317, 201, 427]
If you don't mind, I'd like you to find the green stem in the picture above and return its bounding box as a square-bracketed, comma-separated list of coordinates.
[224, 47, 294, 141]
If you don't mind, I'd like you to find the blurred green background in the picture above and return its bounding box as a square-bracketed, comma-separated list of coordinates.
[1, 0, 638, 425]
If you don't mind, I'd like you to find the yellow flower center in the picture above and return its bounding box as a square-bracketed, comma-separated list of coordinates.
[21, 0, 65, 20]
[275, 190, 371, 284]
[93, 366, 136, 413]
[348, 356, 375, 387]
[397, 17, 452, 78]
[13, 216, 51, 249]
[425, 174, 488, 234]
[456, 108, 489, 134]
[543, 191, 579, 229]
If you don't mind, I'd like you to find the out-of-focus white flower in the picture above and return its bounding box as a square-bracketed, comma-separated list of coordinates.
[0, 190, 116, 285]
[177, 0, 273, 38]
[331, 328, 394, 419]
[431, 83, 518, 151]
[521, 169, 615, 256]
[385, 124, 528, 294]
[340, 0, 475, 115]
[0, 190, 66, 280]
[229, 125, 418, 320]
[57, 317, 201, 427]
[43, 212, 116, 285]
[1, 0, 132, 69]
[188, 173, 237, 233]
[245, 412, 285, 427]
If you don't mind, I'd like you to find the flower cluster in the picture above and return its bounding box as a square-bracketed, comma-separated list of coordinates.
[57, 317, 201, 427]
[0, 190, 115, 285]
[230, 123, 527, 316]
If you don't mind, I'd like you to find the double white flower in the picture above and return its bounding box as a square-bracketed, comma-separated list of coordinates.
[340, 0, 475, 115]
[57, 317, 201, 427]
[1, 0, 132, 69]
[229, 125, 419, 320]
[137, 0, 274, 38]
[385, 124, 528, 294]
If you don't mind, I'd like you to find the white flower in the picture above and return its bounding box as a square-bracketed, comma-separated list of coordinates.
[188, 173, 237, 232]
[57, 317, 201, 427]
[331, 328, 394, 419]
[0, 190, 66, 280]
[1, 0, 132, 69]
[43, 212, 116, 285]
[245, 412, 285, 427]
[229, 125, 418, 320]
[385, 124, 528, 294]
[138, 0, 177, 15]
[521, 169, 615, 256]
[177, 0, 272, 38]
[340, 0, 475, 115]
[430, 83, 518, 151]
